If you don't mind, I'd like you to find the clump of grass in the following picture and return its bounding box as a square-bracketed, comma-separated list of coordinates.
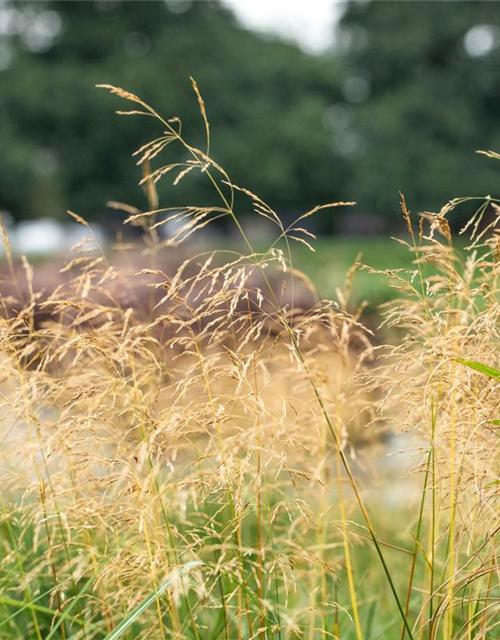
[365, 191, 500, 639]
[0, 81, 499, 640]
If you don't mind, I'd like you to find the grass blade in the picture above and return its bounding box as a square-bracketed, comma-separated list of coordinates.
[102, 561, 202, 640]
[45, 578, 94, 640]
[456, 359, 500, 381]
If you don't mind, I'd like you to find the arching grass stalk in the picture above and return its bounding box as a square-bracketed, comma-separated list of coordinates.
[98, 80, 415, 640]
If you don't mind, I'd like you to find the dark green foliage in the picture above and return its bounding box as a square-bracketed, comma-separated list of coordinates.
[338, 0, 500, 219]
[3, 0, 500, 229]
[0, 0, 344, 223]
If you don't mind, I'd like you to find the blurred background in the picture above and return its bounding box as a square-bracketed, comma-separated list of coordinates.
[1, 0, 500, 298]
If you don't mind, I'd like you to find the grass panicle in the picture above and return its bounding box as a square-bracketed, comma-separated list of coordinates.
[0, 81, 499, 640]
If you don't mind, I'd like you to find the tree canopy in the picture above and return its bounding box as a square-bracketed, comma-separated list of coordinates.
[0, 0, 344, 225]
[337, 0, 500, 218]
[2, 0, 500, 228]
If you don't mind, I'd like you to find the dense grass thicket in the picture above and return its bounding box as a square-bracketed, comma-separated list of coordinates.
[1, 84, 500, 640]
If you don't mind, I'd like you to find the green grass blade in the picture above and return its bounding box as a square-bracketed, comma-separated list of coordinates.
[45, 577, 94, 640]
[456, 359, 500, 381]
[0, 586, 55, 628]
[102, 561, 202, 640]
[208, 608, 227, 640]
[0, 596, 85, 626]
[364, 599, 377, 640]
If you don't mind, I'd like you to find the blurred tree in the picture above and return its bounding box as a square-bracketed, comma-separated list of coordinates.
[0, 0, 345, 227]
[337, 0, 500, 220]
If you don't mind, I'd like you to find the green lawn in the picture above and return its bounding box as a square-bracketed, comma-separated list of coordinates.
[282, 236, 414, 308]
